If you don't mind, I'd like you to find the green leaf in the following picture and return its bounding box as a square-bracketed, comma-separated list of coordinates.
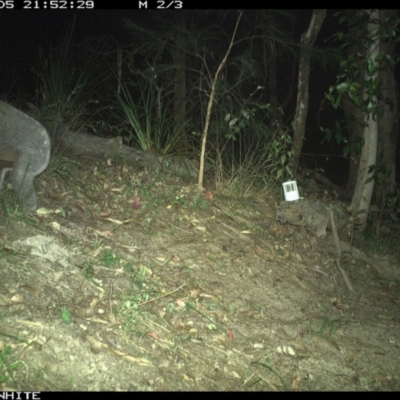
[61, 307, 72, 324]
[385, 54, 395, 68]
[349, 83, 360, 94]
[348, 90, 358, 102]
[354, 141, 363, 154]
[333, 96, 342, 109]
[336, 82, 349, 92]
[373, 76, 381, 86]
[335, 131, 343, 144]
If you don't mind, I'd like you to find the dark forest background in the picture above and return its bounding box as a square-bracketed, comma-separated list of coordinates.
[1, 9, 399, 229]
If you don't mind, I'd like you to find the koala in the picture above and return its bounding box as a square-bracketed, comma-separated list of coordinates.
[0, 101, 51, 212]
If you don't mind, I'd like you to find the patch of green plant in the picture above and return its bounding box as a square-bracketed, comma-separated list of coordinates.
[49, 157, 81, 182]
[248, 356, 288, 391]
[117, 82, 186, 156]
[119, 289, 156, 336]
[210, 138, 291, 200]
[359, 229, 400, 258]
[253, 225, 262, 234]
[309, 316, 344, 337]
[0, 197, 43, 222]
[183, 301, 226, 333]
[124, 264, 152, 291]
[31, 16, 110, 136]
[192, 195, 204, 208]
[0, 181, 39, 217]
[320, 119, 351, 157]
[91, 241, 102, 250]
[32, 368, 46, 389]
[383, 187, 400, 222]
[265, 128, 294, 181]
[262, 231, 271, 240]
[175, 194, 186, 206]
[120, 297, 142, 313]
[355, 184, 400, 257]
[80, 261, 95, 279]
[141, 188, 151, 198]
[102, 248, 119, 268]
[0, 194, 17, 216]
[61, 307, 72, 325]
[0, 345, 23, 389]
[89, 184, 99, 195]
[204, 302, 219, 311]
[166, 302, 176, 313]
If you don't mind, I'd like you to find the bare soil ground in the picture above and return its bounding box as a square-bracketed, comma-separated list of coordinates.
[1, 156, 399, 391]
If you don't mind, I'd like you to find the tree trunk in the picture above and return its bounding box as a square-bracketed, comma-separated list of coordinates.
[342, 10, 366, 197]
[376, 9, 399, 195]
[291, 9, 326, 174]
[350, 10, 381, 228]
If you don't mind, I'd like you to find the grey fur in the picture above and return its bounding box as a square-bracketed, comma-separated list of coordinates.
[0, 101, 51, 212]
[276, 199, 348, 238]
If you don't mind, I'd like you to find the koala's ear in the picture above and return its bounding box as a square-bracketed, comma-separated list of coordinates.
[0, 101, 51, 212]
